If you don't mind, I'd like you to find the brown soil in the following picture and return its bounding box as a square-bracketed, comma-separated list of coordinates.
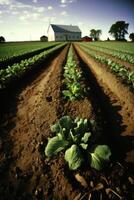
[0, 44, 58, 70]
[80, 45, 134, 71]
[0, 43, 134, 200]
[74, 44, 134, 163]
[0, 46, 70, 199]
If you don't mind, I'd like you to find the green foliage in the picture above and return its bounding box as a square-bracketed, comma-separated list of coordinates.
[90, 145, 111, 170]
[78, 44, 134, 89]
[90, 29, 102, 41]
[79, 42, 134, 64]
[62, 46, 86, 100]
[0, 42, 59, 61]
[109, 21, 129, 41]
[129, 33, 134, 42]
[94, 55, 134, 86]
[45, 135, 69, 157]
[65, 145, 83, 170]
[0, 36, 5, 43]
[128, 72, 134, 87]
[45, 116, 111, 171]
[0, 43, 66, 89]
[82, 41, 134, 54]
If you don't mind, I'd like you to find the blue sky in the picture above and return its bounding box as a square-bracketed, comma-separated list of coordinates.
[0, 0, 134, 41]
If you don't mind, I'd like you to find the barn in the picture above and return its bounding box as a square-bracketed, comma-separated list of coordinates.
[81, 36, 92, 42]
[47, 24, 81, 42]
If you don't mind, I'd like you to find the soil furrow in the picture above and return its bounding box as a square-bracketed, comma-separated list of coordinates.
[74, 44, 134, 163]
[79, 45, 134, 71]
[0, 43, 134, 200]
[0, 45, 69, 199]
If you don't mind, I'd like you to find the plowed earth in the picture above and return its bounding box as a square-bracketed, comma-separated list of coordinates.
[0, 44, 134, 200]
[79, 45, 134, 71]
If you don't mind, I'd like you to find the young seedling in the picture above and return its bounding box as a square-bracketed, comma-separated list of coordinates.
[45, 116, 111, 171]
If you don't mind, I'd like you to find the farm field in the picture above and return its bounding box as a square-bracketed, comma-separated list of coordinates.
[0, 42, 61, 70]
[87, 41, 134, 54]
[0, 42, 134, 200]
[0, 41, 60, 60]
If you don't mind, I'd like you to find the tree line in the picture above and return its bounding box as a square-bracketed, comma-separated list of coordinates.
[90, 21, 134, 42]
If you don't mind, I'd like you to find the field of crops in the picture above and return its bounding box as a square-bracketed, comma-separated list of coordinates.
[0, 41, 60, 60]
[87, 41, 134, 54]
[0, 41, 134, 200]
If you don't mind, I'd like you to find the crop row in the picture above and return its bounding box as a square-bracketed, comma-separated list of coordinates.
[78, 45, 134, 89]
[0, 42, 61, 70]
[0, 43, 66, 89]
[0, 42, 60, 61]
[86, 41, 134, 54]
[62, 46, 86, 100]
[79, 43, 134, 64]
[44, 46, 112, 171]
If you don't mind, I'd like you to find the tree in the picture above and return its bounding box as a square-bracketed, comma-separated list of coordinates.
[129, 33, 134, 42]
[90, 29, 96, 41]
[109, 21, 129, 41]
[96, 29, 102, 41]
[0, 36, 5, 43]
[90, 29, 102, 41]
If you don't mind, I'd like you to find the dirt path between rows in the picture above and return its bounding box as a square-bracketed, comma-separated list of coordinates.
[74, 44, 134, 163]
[0, 46, 69, 199]
[79, 45, 134, 71]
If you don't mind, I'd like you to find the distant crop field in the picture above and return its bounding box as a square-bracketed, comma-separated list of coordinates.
[87, 41, 134, 54]
[78, 41, 134, 64]
[0, 41, 58, 60]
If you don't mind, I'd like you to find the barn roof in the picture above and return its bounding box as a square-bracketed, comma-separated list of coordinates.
[50, 24, 81, 33]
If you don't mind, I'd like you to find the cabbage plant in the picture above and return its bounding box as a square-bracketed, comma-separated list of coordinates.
[45, 116, 111, 171]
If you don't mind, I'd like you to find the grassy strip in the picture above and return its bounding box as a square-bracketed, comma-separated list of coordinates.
[0, 42, 61, 61]
[0, 43, 61, 69]
[82, 41, 134, 54]
[0, 43, 67, 89]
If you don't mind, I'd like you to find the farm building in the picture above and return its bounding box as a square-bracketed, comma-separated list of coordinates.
[47, 24, 81, 41]
[81, 36, 92, 42]
[40, 35, 48, 42]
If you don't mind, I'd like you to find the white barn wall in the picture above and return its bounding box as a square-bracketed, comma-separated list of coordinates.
[48, 25, 55, 41]
[47, 25, 82, 42]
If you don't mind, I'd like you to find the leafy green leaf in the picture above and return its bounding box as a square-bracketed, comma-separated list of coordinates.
[70, 130, 81, 143]
[65, 145, 83, 170]
[90, 145, 111, 171]
[81, 132, 91, 143]
[51, 123, 61, 133]
[90, 152, 102, 170]
[45, 136, 69, 157]
[62, 90, 72, 97]
[59, 116, 72, 131]
[80, 143, 88, 150]
[74, 118, 89, 136]
[94, 145, 111, 160]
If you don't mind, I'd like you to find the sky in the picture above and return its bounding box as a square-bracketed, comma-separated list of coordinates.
[0, 0, 134, 41]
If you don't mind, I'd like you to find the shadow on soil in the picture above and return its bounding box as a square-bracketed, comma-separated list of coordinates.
[0, 46, 66, 200]
[75, 51, 134, 163]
